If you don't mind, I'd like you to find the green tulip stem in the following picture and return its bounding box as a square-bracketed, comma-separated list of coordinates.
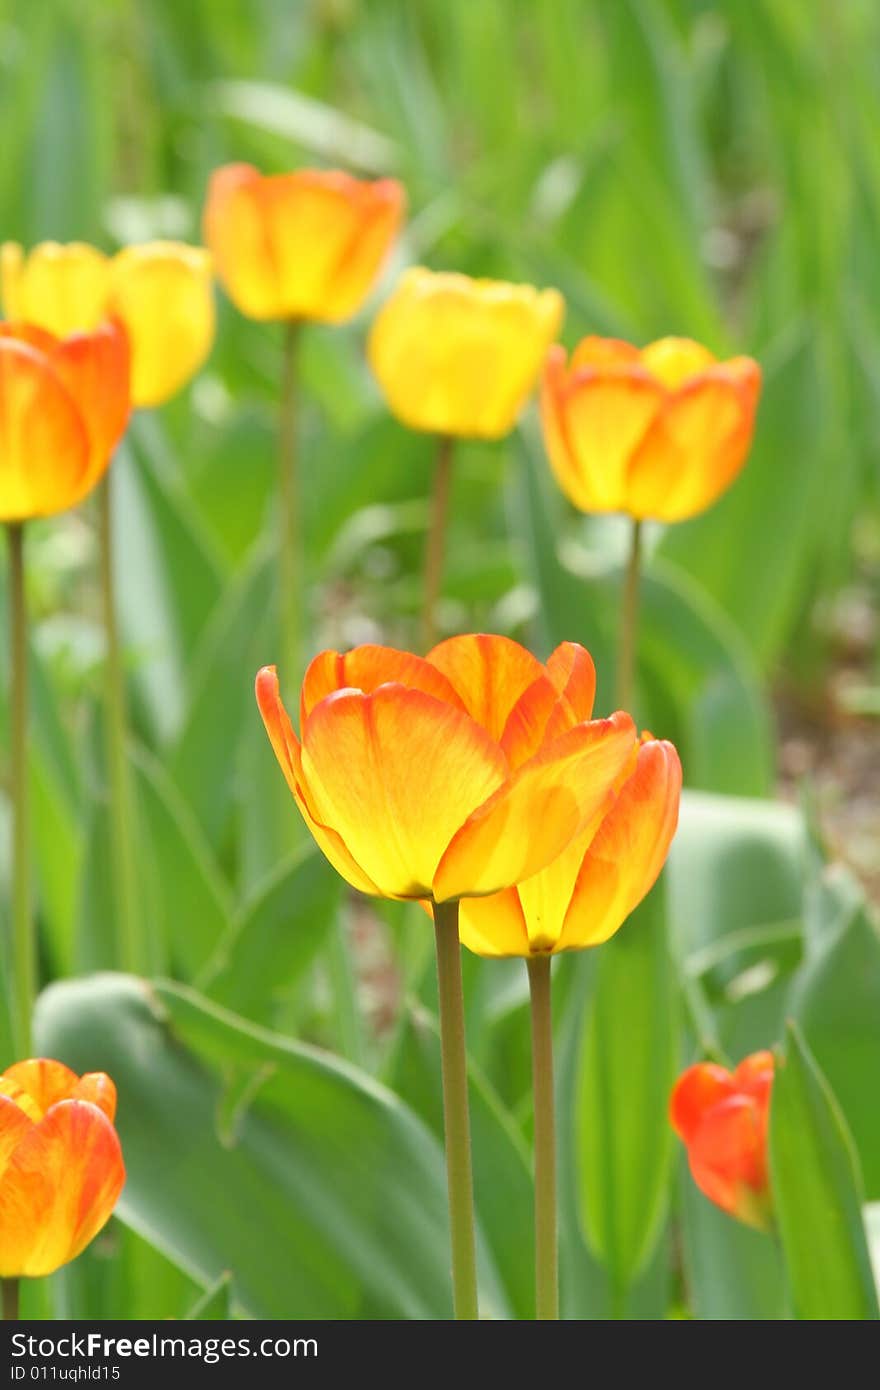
[616, 517, 642, 711]
[98, 472, 143, 974]
[2, 1278, 19, 1321]
[7, 523, 33, 1056]
[432, 898, 479, 1320]
[527, 953, 559, 1320]
[279, 320, 302, 684]
[421, 434, 454, 652]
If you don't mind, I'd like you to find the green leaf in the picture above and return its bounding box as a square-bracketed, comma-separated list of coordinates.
[575, 879, 680, 1299]
[185, 1271, 233, 1320]
[679, 1170, 785, 1321]
[34, 973, 511, 1320]
[770, 1020, 879, 1320]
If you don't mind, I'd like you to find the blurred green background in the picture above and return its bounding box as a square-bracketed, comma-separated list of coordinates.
[2, 0, 879, 1320]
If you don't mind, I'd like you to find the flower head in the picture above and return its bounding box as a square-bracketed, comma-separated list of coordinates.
[369, 268, 563, 439]
[256, 635, 635, 903]
[541, 335, 761, 522]
[0, 1059, 125, 1277]
[204, 163, 404, 323]
[670, 1051, 774, 1231]
[0, 319, 130, 521]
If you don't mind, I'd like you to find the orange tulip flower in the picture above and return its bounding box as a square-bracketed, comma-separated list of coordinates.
[0, 1059, 125, 1277]
[0, 320, 130, 521]
[670, 1050, 774, 1231]
[541, 335, 762, 522]
[457, 731, 680, 956]
[204, 163, 405, 323]
[256, 635, 637, 903]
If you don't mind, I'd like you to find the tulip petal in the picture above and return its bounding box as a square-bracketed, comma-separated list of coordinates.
[1, 1059, 81, 1119]
[433, 711, 636, 902]
[733, 1050, 774, 1106]
[626, 360, 761, 521]
[0, 1099, 125, 1278]
[427, 632, 548, 742]
[556, 739, 681, 951]
[300, 644, 465, 725]
[256, 666, 382, 897]
[689, 1095, 767, 1207]
[301, 683, 508, 899]
[204, 164, 281, 321]
[457, 888, 531, 959]
[546, 641, 596, 721]
[570, 336, 643, 371]
[72, 1073, 118, 1123]
[669, 1062, 737, 1143]
[317, 179, 404, 323]
[499, 674, 574, 769]
[0, 241, 110, 338]
[0, 1094, 35, 1179]
[639, 336, 716, 389]
[50, 321, 130, 497]
[0, 338, 90, 521]
[107, 244, 214, 406]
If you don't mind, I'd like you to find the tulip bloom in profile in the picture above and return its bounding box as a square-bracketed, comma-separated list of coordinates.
[541, 335, 762, 524]
[369, 268, 564, 440]
[0, 1059, 125, 1277]
[1, 240, 215, 407]
[670, 1051, 774, 1231]
[256, 635, 636, 903]
[0, 319, 130, 520]
[204, 163, 405, 323]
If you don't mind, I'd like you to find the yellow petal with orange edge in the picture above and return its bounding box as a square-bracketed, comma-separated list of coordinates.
[556, 738, 681, 951]
[433, 711, 636, 903]
[204, 164, 281, 321]
[0, 1098, 125, 1278]
[107, 243, 215, 406]
[545, 641, 596, 720]
[319, 179, 404, 322]
[639, 336, 716, 389]
[256, 667, 382, 896]
[1, 242, 110, 337]
[50, 321, 130, 499]
[457, 888, 530, 958]
[301, 684, 508, 898]
[499, 674, 574, 769]
[427, 632, 548, 741]
[0, 1094, 35, 1173]
[0, 339, 90, 521]
[300, 644, 464, 725]
[1, 1059, 80, 1118]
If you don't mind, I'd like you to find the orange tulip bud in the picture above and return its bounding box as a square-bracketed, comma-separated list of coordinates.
[0, 1059, 125, 1277]
[0, 320, 130, 521]
[204, 163, 405, 324]
[256, 635, 636, 903]
[541, 335, 762, 522]
[368, 268, 564, 439]
[670, 1051, 774, 1231]
[457, 729, 680, 957]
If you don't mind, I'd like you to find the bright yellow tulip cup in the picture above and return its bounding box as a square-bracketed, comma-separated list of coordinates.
[256, 633, 681, 1319]
[367, 267, 564, 649]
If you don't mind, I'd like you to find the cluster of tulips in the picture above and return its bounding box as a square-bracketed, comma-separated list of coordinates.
[0, 161, 771, 1321]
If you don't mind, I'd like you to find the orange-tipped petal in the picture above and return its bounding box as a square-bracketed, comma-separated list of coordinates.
[433, 711, 636, 902]
[300, 644, 464, 725]
[545, 641, 597, 721]
[0, 1098, 125, 1278]
[203, 164, 280, 320]
[669, 1062, 737, 1143]
[0, 1059, 80, 1119]
[427, 633, 548, 742]
[688, 1094, 769, 1226]
[0, 1094, 35, 1176]
[309, 177, 404, 323]
[71, 1073, 118, 1123]
[301, 684, 508, 899]
[639, 336, 716, 389]
[556, 738, 681, 951]
[50, 320, 130, 498]
[0, 337, 90, 521]
[570, 336, 643, 371]
[255, 666, 382, 897]
[499, 674, 575, 769]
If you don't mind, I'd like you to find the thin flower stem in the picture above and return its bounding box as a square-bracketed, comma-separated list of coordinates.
[421, 435, 454, 652]
[615, 517, 642, 710]
[2, 1278, 19, 1321]
[278, 320, 302, 685]
[527, 954, 558, 1320]
[8, 524, 33, 1056]
[432, 898, 479, 1320]
[98, 473, 143, 973]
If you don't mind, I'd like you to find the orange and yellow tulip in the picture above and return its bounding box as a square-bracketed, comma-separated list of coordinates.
[670, 1050, 774, 1231]
[0, 1059, 125, 1277]
[0, 320, 130, 521]
[1, 240, 215, 407]
[541, 335, 762, 522]
[256, 634, 636, 903]
[457, 731, 680, 956]
[204, 163, 405, 324]
[368, 268, 564, 439]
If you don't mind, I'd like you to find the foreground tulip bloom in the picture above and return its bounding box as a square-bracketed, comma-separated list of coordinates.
[0, 320, 130, 521]
[541, 334, 761, 524]
[670, 1051, 774, 1231]
[256, 635, 636, 903]
[369, 268, 564, 440]
[0, 1059, 125, 1278]
[204, 163, 405, 323]
[1, 240, 215, 407]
